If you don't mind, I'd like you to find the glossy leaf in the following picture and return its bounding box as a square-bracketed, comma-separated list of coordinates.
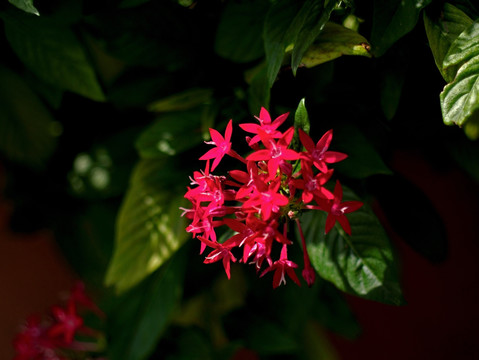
[371, 0, 432, 57]
[8, 0, 39, 16]
[2, 12, 105, 101]
[300, 186, 404, 305]
[105, 158, 189, 293]
[135, 109, 207, 159]
[214, 1, 268, 63]
[300, 22, 372, 68]
[107, 245, 187, 360]
[424, 3, 473, 82]
[0, 66, 57, 167]
[440, 20, 479, 128]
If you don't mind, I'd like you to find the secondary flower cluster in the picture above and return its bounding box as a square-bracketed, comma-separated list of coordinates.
[13, 282, 105, 360]
[182, 108, 362, 288]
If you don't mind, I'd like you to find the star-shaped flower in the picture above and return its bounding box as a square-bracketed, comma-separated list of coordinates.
[200, 120, 233, 171]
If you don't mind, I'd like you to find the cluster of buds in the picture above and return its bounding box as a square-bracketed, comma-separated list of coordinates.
[182, 108, 362, 288]
[13, 282, 105, 360]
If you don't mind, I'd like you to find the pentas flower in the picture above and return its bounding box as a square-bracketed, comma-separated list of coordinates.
[182, 108, 363, 288]
[13, 282, 105, 360]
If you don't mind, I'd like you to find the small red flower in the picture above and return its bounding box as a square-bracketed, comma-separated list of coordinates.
[322, 180, 363, 235]
[199, 236, 239, 279]
[48, 300, 83, 344]
[240, 107, 289, 145]
[299, 129, 347, 173]
[200, 119, 233, 171]
[261, 244, 301, 288]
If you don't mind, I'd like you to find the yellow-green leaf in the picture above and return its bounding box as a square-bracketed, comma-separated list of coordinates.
[301, 22, 371, 68]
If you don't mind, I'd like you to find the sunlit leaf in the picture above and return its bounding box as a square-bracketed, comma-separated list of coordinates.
[107, 245, 188, 360]
[300, 22, 371, 68]
[135, 109, 207, 159]
[8, 0, 39, 16]
[2, 12, 105, 101]
[424, 3, 474, 82]
[290, 0, 340, 73]
[291, 98, 310, 152]
[148, 88, 213, 113]
[214, 1, 268, 63]
[0, 66, 57, 167]
[105, 158, 189, 293]
[440, 20, 479, 128]
[300, 186, 404, 305]
[371, 0, 432, 57]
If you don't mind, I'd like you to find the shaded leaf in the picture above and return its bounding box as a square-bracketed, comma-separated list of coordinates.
[246, 318, 298, 355]
[8, 0, 39, 16]
[2, 11, 105, 101]
[333, 123, 392, 179]
[214, 1, 268, 63]
[107, 245, 188, 360]
[424, 3, 473, 82]
[300, 22, 372, 68]
[371, 0, 432, 57]
[440, 20, 479, 128]
[301, 186, 404, 305]
[0, 66, 57, 167]
[105, 158, 189, 293]
[263, 0, 302, 88]
[367, 175, 448, 263]
[247, 64, 271, 115]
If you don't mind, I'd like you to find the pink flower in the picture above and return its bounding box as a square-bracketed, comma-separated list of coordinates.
[261, 244, 301, 288]
[322, 180, 363, 235]
[200, 119, 233, 171]
[240, 107, 289, 145]
[48, 300, 83, 344]
[299, 129, 347, 173]
[247, 127, 299, 179]
[198, 236, 238, 279]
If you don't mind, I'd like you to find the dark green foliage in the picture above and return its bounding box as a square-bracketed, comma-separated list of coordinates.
[1, 1, 478, 359]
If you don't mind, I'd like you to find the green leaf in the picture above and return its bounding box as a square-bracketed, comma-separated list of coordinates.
[424, 3, 474, 82]
[300, 22, 372, 68]
[2, 12, 105, 101]
[440, 21, 479, 127]
[0, 66, 57, 167]
[107, 245, 188, 360]
[371, 0, 432, 57]
[105, 158, 189, 293]
[263, 0, 302, 88]
[135, 109, 206, 158]
[291, 98, 310, 152]
[333, 123, 392, 179]
[290, 0, 340, 73]
[214, 1, 268, 63]
[443, 18, 479, 70]
[300, 186, 404, 305]
[8, 0, 39, 16]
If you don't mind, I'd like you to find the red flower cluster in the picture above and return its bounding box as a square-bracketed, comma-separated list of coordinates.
[182, 108, 363, 288]
[13, 282, 105, 360]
